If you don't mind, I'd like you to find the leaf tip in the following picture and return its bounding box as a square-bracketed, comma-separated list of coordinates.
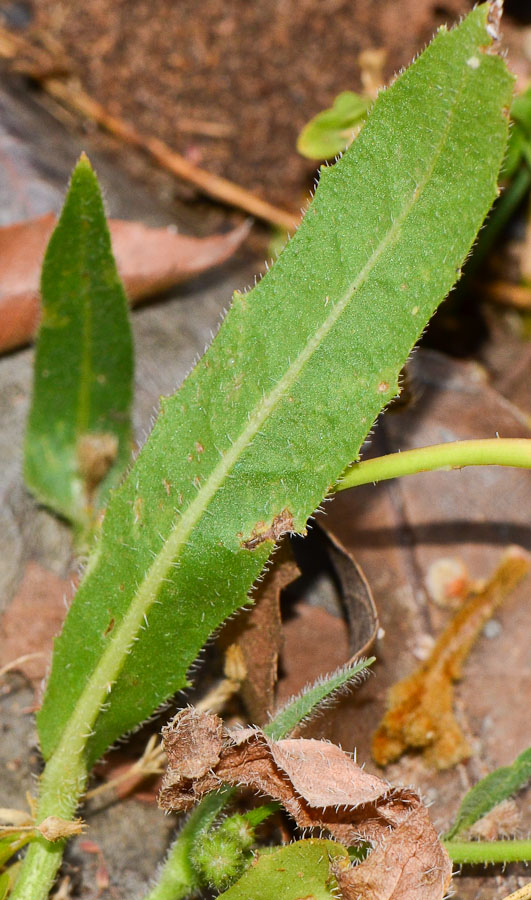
[77, 151, 93, 170]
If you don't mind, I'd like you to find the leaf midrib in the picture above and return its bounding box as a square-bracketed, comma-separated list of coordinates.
[54, 61, 468, 762]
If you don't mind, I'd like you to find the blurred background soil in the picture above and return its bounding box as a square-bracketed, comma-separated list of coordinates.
[4, 0, 530, 210]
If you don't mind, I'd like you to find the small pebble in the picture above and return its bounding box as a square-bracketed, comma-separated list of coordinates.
[483, 619, 502, 639]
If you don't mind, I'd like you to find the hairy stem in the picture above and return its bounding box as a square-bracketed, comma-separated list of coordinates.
[8, 753, 87, 900]
[143, 791, 233, 900]
[444, 839, 531, 865]
[335, 439, 531, 492]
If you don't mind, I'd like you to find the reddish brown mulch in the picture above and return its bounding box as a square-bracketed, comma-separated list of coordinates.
[16, 0, 491, 208]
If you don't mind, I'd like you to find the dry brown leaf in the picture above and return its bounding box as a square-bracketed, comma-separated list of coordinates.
[159, 708, 451, 899]
[276, 526, 377, 711]
[0, 213, 249, 353]
[320, 524, 378, 660]
[219, 540, 298, 723]
[220, 527, 377, 723]
[0, 561, 72, 692]
[372, 546, 530, 769]
[332, 804, 449, 900]
[277, 603, 351, 707]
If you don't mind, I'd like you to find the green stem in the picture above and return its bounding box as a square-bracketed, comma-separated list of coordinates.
[444, 839, 531, 865]
[9, 752, 88, 900]
[144, 790, 234, 900]
[10, 571, 135, 900]
[335, 438, 531, 492]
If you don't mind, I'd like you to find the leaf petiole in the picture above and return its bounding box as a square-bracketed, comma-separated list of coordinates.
[335, 438, 531, 492]
[444, 839, 531, 865]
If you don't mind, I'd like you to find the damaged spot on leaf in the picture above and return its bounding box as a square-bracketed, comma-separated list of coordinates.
[241, 508, 294, 550]
[77, 433, 119, 495]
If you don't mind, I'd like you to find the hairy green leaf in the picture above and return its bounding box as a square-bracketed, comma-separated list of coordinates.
[297, 90, 370, 159]
[0, 871, 10, 900]
[217, 839, 347, 900]
[446, 747, 531, 839]
[24, 155, 133, 529]
[264, 658, 374, 741]
[37, 4, 513, 770]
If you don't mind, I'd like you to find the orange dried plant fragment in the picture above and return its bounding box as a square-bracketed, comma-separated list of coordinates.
[372, 547, 530, 770]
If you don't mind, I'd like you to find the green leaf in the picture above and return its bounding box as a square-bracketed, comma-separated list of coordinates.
[24, 155, 134, 531]
[445, 747, 531, 839]
[510, 85, 531, 138]
[37, 3, 512, 771]
[0, 871, 10, 900]
[500, 86, 531, 179]
[264, 658, 374, 741]
[216, 839, 348, 900]
[0, 834, 31, 869]
[297, 90, 370, 159]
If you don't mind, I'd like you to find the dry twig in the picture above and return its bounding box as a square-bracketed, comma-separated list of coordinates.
[0, 26, 299, 232]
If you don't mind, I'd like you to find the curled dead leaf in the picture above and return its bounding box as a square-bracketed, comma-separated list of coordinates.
[159, 708, 451, 900]
[218, 539, 298, 723]
[331, 805, 449, 900]
[0, 214, 250, 353]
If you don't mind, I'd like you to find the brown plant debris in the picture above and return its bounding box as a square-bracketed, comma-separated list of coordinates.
[468, 798, 522, 841]
[372, 546, 530, 770]
[37, 816, 84, 842]
[331, 805, 449, 900]
[0, 24, 300, 232]
[319, 524, 378, 660]
[0, 562, 72, 693]
[219, 540, 298, 724]
[275, 525, 378, 710]
[0, 213, 250, 353]
[160, 708, 451, 900]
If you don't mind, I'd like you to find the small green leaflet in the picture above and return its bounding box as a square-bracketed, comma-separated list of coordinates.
[445, 747, 531, 839]
[37, 4, 513, 769]
[264, 658, 374, 741]
[297, 90, 370, 160]
[217, 839, 348, 900]
[24, 156, 133, 531]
